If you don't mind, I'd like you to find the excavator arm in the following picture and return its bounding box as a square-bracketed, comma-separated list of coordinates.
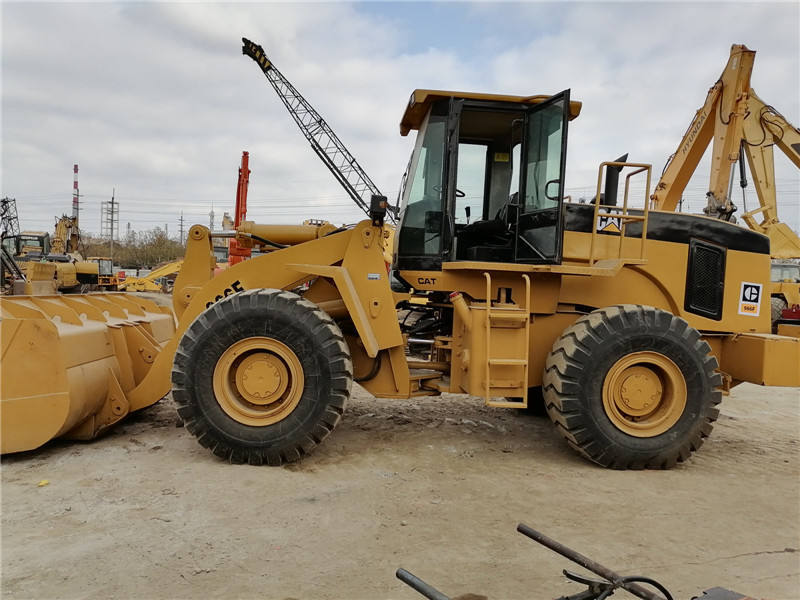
[739, 90, 800, 258]
[651, 44, 800, 259]
[652, 44, 756, 217]
[51, 216, 81, 256]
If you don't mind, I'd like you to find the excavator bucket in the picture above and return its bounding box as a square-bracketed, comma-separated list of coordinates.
[0, 293, 175, 454]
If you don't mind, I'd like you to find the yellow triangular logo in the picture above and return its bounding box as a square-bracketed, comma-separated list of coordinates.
[600, 220, 621, 233]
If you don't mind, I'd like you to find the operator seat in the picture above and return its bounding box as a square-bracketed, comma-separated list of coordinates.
[455, 201, 515, 262]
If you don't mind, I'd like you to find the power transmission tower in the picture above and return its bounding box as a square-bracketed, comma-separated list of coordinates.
[100, 189, 119, 260]
[179, 211, 185, 245]
[72, 164, 81, 225]
[242, 38, 395, 223]
[1, 197, 20, 238]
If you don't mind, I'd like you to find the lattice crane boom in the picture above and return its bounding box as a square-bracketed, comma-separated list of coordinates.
[242, 38, 395, 223]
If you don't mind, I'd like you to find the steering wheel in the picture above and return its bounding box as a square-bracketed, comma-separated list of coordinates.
[432, 185, 465, 198]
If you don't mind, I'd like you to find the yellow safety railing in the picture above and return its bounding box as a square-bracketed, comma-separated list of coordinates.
[588, 162, 652, 266]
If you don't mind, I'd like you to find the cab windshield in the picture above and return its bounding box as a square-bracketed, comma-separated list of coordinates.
[396, 105, 448, 258]
[97, 259, 113, 276]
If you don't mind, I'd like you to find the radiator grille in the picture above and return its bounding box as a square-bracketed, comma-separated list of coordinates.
[685, 240, 726, 320]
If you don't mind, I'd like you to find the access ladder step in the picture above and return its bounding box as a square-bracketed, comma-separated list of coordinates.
[486, 398, 527, 409]
[409, 370, 442, 382]
[488, 358, 528, 366]
[486, 378, 525, 389]
[488, 312, 528, 328]
[489, 312, 528, 322]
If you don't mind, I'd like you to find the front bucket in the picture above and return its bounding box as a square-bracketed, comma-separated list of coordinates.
[0, 293, 176, 454]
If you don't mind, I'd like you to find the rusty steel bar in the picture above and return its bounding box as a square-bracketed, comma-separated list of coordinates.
[516, 523, 667, 600]
[396, 569, 450, 600]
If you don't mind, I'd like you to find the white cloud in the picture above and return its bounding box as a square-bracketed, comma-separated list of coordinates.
[2, 1, 798, 238]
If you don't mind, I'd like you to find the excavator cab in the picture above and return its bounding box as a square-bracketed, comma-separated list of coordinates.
[10, 232, 51, 258]
[394, 90, 577, 271]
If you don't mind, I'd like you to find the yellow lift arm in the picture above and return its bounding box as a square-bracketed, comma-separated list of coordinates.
[651, 44, 800, 258]
[119, 260, 184, 292]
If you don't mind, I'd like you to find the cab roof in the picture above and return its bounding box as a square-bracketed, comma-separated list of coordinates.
[399, 89, 582, 136]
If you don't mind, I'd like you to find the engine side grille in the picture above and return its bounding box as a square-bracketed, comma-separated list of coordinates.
[685, 239, 726, 321]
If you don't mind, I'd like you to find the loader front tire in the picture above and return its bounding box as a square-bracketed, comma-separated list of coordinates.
[543, 305, 722, 469]
[172, 289, 352, 465]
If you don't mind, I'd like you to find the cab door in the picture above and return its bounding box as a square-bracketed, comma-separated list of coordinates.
[514, 90, 571, 264]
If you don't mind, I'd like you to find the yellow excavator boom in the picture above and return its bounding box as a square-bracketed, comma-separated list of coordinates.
[651, 44, 755, 216]
[651, 44, 800, 259]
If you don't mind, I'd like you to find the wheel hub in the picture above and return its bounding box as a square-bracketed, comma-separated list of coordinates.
[235, 353, 289, 405]
[602, 351, 687, 438]
[618, 366, 663, 415]
[213, 337, 304, 426]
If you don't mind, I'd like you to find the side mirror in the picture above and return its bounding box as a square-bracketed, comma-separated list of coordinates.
[369, 194, 388, 227]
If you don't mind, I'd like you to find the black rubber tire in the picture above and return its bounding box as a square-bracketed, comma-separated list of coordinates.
[543, 305, 722, 469]
[771, 296, 788, 332]
[172, 288, 352, 465]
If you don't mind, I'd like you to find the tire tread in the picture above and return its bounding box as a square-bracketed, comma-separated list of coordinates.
[172, 288, 353, 466]
[543, 305, 722, 469]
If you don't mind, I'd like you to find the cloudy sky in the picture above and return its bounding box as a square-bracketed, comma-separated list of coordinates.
[2, 1, 799, 238]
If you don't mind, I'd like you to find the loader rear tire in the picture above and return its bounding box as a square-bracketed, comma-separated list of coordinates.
[543, 305, 722, 469]
[172, 289, 352, 465]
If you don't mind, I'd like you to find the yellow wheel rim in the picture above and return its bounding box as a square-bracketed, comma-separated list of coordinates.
[213, 337, 304, 426]
[602, 351, 687, 438]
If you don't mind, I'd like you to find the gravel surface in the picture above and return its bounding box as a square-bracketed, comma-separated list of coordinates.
[2, 384, 798, 599]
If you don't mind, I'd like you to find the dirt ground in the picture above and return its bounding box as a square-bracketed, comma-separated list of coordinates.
[2, 384, 799, 600]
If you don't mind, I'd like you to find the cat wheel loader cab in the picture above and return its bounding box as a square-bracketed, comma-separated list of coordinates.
[394, 89, 576, 271]
[3, 85, 799, 469]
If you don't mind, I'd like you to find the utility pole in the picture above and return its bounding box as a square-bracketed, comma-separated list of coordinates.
[109, 188, 115, 262]
[179, 211, 185, 246]
[100, 189, 119, 250]
[72, 164, 80, 225]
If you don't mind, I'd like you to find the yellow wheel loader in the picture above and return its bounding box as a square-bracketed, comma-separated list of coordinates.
[3, 78, 800, 468]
